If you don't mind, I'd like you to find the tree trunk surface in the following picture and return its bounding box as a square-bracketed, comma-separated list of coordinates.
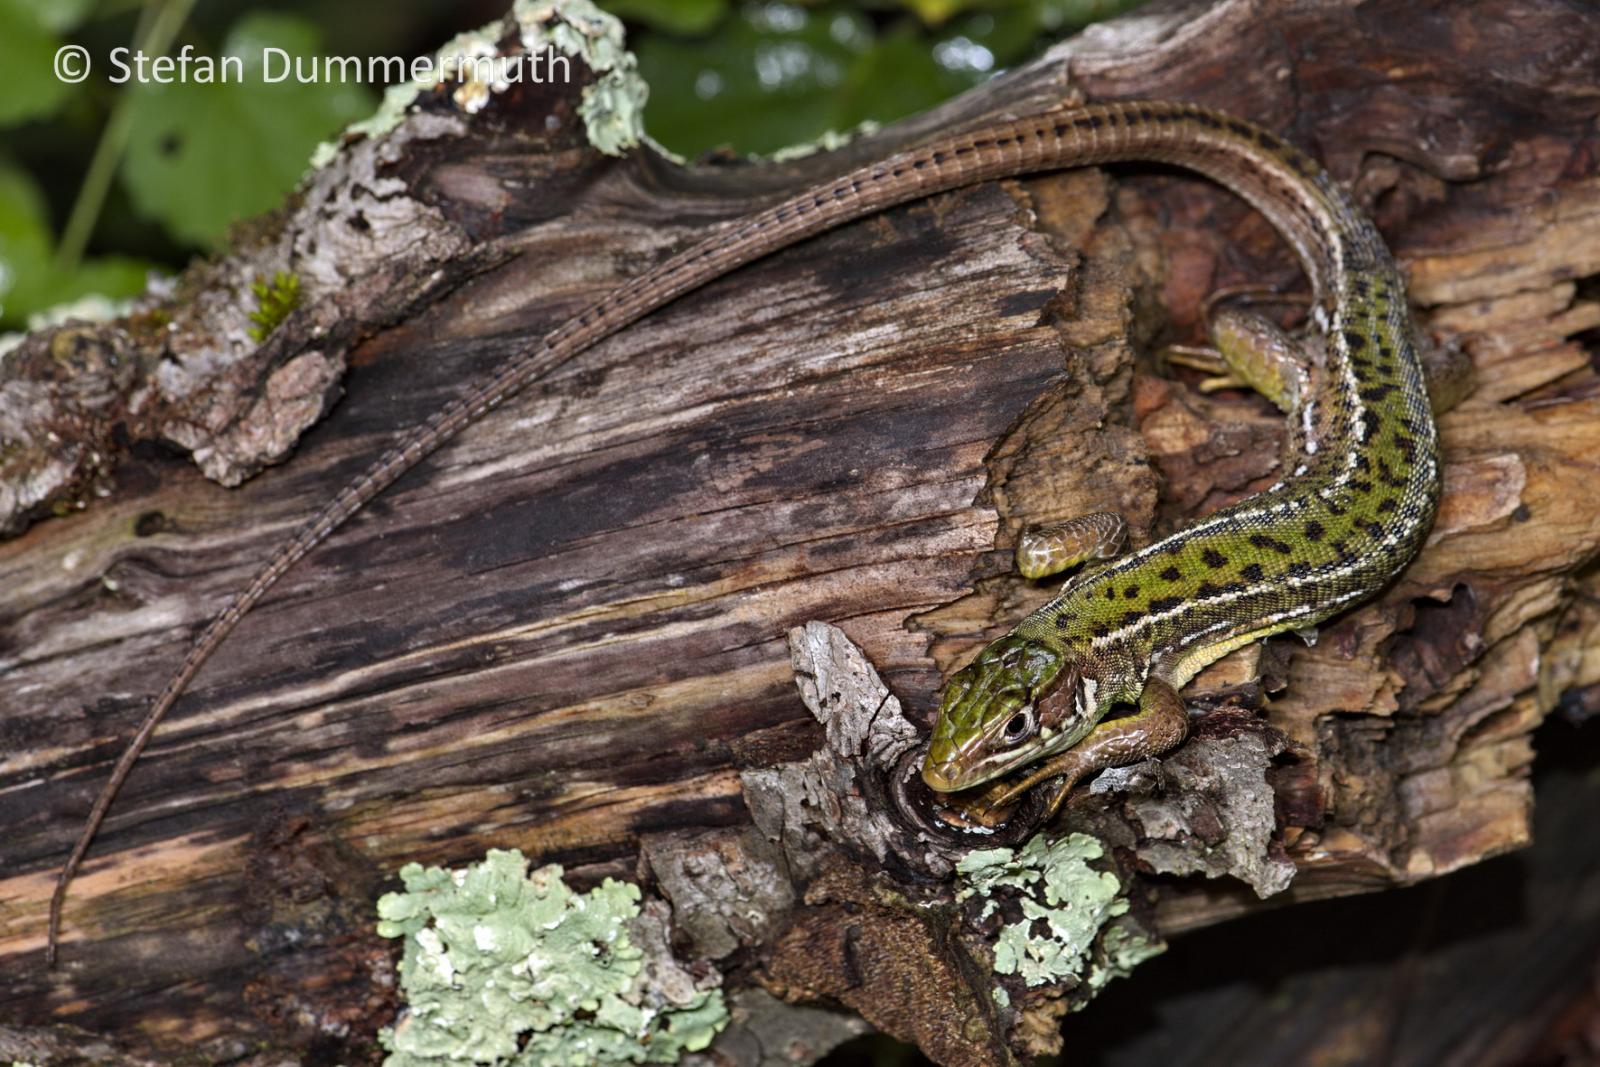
[2, 0, 1598, 1063]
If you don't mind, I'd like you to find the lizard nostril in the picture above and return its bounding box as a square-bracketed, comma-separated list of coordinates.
[921, 760, 963, 792]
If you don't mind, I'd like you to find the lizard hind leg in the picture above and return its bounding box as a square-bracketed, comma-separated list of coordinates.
[1166, 307, 1323, 466]
[1417, 329, 1476, 415]
[1015, 511, 1127, 580]
[1206, 307, 1315, 415]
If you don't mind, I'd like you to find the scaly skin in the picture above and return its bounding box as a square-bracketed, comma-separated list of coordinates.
[50, 99, 1439, 962]
[921, 125, 1439, 798]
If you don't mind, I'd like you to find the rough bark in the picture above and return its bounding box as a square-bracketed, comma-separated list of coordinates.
[2, 0, 1598, 1063]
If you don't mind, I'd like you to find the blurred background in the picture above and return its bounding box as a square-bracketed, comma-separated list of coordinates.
[0, 0, 1141, 331]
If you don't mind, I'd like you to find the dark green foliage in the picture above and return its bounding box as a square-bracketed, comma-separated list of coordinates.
[637, 0, 1147, 158]
[0, 0, 1142, 330]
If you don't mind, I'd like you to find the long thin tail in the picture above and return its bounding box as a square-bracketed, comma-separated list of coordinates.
[50, 100, 1365, 962]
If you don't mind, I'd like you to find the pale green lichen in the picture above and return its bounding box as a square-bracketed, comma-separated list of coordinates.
[1085, 921, 1165, 996]
[767, 122, 880, 164]
[956, 833, 1163, 991]
[310, 77, 423, 169]
[518, 0, 646, 156]
[308, 19, 515, 168]
[377, 848, 728, 1067]
[311, 0, 646, 169]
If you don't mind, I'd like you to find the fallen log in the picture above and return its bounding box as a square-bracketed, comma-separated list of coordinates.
[2, 0, 1598, 1062]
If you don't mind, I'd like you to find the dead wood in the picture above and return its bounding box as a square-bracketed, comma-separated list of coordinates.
[2, 0, 1599, 1062]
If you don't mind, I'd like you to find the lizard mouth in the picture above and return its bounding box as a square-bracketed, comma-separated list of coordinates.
[893, 744, 1056, 846]
[930, 770, 1038, 830]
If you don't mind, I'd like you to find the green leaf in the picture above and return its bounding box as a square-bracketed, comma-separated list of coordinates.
[44, 254, 149, 312]
[0, 162, 149, 329]
[898, 0, 969, 25]
[633, 0, 1151, 160]
[22, 0, 98, 33]
[0, 0, 76, 127]
[1029, 0, 1149, 32]
[831, 23, 970, 131]
[603, 0, 729, 35]
[636, 5, 879, 157]
[122, 11, 375, 247]
[634, 3, 1046, 159]
[0, 163, 54, 321]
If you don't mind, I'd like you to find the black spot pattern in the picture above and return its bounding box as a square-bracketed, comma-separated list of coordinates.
[942, 104, 1437, 696]
[1248, 534, 1294, 555]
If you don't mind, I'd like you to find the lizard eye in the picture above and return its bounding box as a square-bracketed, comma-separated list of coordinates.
[1002, 706, 1036, 744]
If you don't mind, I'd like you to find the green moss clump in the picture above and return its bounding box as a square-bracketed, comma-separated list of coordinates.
[376, 848, 728, 1067]
[247, 270, 301, 342]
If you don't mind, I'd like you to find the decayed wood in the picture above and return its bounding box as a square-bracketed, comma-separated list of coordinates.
[1012, 735, 1600, 1067]
[3, 0, 1600, 1062]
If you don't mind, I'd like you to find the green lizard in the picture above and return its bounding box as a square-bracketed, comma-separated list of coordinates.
[49, 99, 1441, 962]
[920, 173, 1442, 816]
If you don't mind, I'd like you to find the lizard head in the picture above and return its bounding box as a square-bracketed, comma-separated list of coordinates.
[921, 633, 1102, 792]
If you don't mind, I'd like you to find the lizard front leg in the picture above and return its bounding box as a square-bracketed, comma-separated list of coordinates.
[1015, 511, 1126, 580]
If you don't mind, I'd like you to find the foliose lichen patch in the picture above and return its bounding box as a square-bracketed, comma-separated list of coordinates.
[376, 848, 728, 1067]
[955, 833, 1164, 994]
[311, 0, 646, 169]
[519, 0, 647, 156]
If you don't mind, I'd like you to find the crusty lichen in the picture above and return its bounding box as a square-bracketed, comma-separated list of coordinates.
[956, 833, 1163, 994]
[312, 0, 645, 169]
[767, 122, 881, 163]
[376, 848, 728, 1067]
[519, 0, 647, 157]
